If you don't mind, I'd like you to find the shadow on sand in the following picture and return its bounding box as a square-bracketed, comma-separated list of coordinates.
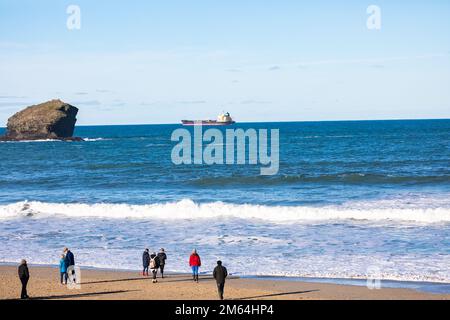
[82, 275, 239, 285]
[30, 290, 139, 300]
[81, 273, 188, 285]
[235, 289, 320, 300]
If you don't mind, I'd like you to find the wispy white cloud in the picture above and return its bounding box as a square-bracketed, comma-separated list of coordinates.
[177, 100, 207, 105]
[226, 68, 242, 73]
[0, 42, 59, 52]
[243, 53, 450, 71]
[71, 100, 101, 106]
[0, 42, 29, 50]
[241, 100, 272, 105]
[370, 64, 385, 69]
[140, 101, 159, 106]
[0, 101, 30, 108]
[0, 95, 28, 99]
[110, 99, 125, 107]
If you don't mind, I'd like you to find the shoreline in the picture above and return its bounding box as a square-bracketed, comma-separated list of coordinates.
[246, 276, 450, 295]
[1, 263, 449, 299]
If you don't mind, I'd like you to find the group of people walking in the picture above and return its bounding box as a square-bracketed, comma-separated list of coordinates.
[142, 247, 228, 299]
[18, 247, 76, 299]
[143, 248, 202, 283]
[142, 248, 167, 283]
[17, 246, 228, 300]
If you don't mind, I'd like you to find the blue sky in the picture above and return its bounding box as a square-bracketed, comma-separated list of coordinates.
[0, 0, 449, 125]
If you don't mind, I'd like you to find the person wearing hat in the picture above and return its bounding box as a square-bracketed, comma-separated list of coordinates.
[157, 248, 167, 278]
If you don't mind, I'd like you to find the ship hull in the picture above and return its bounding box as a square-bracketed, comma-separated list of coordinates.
[181, 120, 236, 126]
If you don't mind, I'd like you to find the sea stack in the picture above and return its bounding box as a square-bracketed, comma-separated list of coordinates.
[1, 99, 82, 141]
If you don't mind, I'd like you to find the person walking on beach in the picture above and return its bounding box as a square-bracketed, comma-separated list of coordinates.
[157, 248, 167, 278]
[63, 247, 75, 283]
[142, 248, 150, 276]
[189, 249, 201, 282]
[18, 259, 30, 299]
[213, 260, 228, 300]
[59, 254, 68, 284]
[150, 252, 160, 283]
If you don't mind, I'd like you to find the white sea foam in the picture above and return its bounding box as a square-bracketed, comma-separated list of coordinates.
[0, 139, 62, 143]
[83, 137, 107, 142]
[1, 199, 449, 223]
[0, 137, 106, 143]
[1, 200, 448, 284]
[0, 253, 448, 284]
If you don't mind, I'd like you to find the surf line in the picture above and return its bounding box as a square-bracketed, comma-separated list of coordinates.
[170, 125, 279, 175]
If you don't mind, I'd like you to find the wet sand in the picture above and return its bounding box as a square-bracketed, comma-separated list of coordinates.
[0, 265, 448, 300]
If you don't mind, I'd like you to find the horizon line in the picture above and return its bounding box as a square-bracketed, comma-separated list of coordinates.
[76, 117, 450, 127]
[1, 117, 450, 129]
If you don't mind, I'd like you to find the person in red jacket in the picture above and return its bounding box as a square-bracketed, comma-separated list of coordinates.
[189, 249, 201, 282]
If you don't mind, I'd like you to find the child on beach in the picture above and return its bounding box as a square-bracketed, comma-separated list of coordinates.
[189, 249, 201, 282]
[59, 254, 67, 284]
[149, 252, 160, 283]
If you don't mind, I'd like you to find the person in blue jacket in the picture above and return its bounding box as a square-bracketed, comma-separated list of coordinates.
[59, 254, 67, 284]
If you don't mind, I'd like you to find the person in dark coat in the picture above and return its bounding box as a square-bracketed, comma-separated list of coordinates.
[18, 259, 30, 299]
[64, 248, 75, 266]
[142, 248, 150, 276]
[63, 247, 76, 283]
[150, 252, 160, 283]
[213, 260, 228, 300]
[157, 248, 167, 278]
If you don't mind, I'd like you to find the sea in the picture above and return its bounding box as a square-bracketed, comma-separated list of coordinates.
[0, 120, 449, 289]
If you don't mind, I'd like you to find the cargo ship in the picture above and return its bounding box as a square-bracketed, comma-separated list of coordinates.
[181, 112, 236, 126]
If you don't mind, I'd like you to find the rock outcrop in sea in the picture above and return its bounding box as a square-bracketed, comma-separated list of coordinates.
[0, 99, 82, 141]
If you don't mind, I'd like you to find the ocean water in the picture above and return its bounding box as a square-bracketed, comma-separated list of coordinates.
[0, 120, 449, 284]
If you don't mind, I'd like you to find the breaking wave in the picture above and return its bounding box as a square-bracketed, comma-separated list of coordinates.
[1, 199, 449, 223]
[82, 137, 107, 142]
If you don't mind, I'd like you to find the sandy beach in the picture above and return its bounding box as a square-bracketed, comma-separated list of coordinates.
[0, 265, 448, 300]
